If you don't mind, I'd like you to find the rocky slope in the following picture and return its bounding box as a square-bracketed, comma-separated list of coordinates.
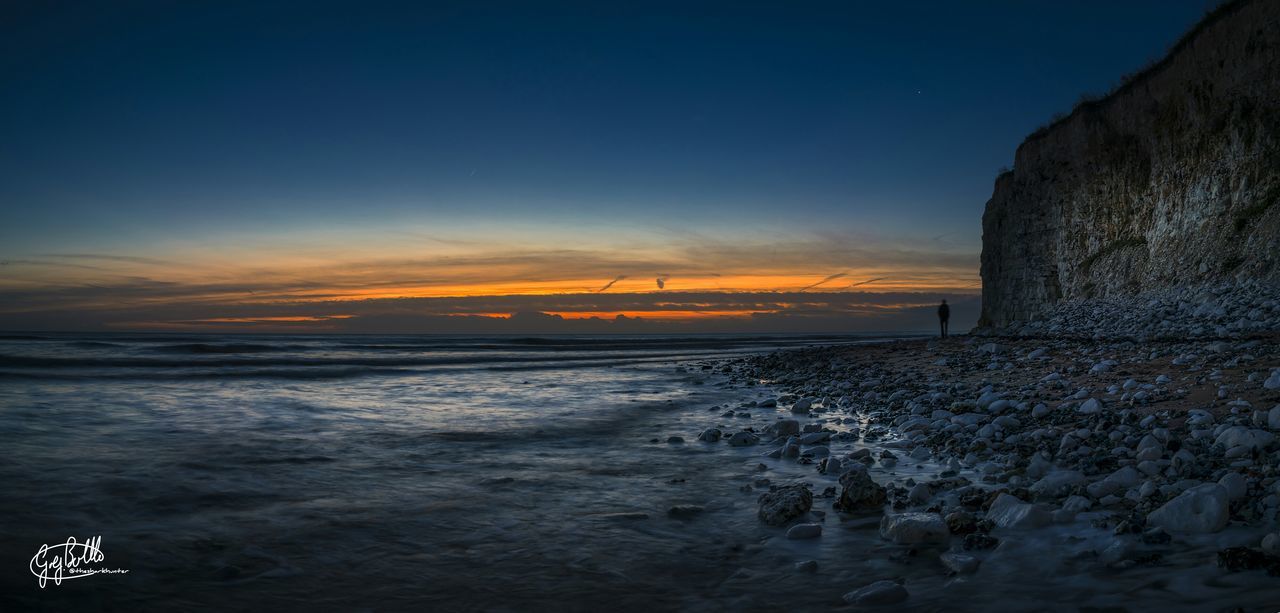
[979, 0, 1280, 329]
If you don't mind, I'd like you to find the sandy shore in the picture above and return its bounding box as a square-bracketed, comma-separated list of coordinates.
[708, 333, 1280, 606]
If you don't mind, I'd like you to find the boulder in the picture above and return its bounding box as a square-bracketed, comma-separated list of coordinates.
[757, 484, 812, 526]
[879, 512, 949, 544]
[727, 431, 759, 447]
[834, 466, 887, 512]
[1146, 483, 1230, 533]
[986, 493, 1052, 529]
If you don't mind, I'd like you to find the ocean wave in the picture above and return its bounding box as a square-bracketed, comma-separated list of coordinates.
[150, 343, 306, 354]
[0, 367, 414, 381]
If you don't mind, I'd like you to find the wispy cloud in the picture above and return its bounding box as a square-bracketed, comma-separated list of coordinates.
[596, 275, 627, 293]
[798, 272, 846, 292]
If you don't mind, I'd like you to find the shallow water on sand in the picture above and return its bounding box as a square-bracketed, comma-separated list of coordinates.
[0, 333, 1274, 611]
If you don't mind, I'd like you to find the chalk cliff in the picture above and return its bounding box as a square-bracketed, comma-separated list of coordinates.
[979, 0, 1280, 327]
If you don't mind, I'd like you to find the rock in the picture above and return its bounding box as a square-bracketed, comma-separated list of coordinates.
[786, 523, 822, 540]
[1032, 403, 1051, 419]
[757, 485, 813, 526]
[963, 533, 999, 550]
[842, 580, 908, 606]
[667, 504, 705, 519]
[1030, 470, 1085, 498]
[798, 431, 831, 445]
[834, 466, 887, 512]
[1217, 547, 1280, 573]
[1146, 483, 1230, 534]
[986, 493, 1052, 529]
[697, 428, 722, 442]
[666, 436, 684, 444]
[1218, 472, 1247, 500]
[1265, 370, 1280, 391]
[945, 510, 978, 535]
[727, 431, 759, 447]
[1078, 398, 1102, 414]
[791, 398, 814, 414]
[1215, 426, 1275, 451]
[765, 419, 800, 438]
[939, 552, 980, 574]
[879, 512, 949, 544]
[793, 559, 818, 573]
[1269, 405, 1280, 431]
[908, 483, 931, 504]
[1262, 533, 1280, 555]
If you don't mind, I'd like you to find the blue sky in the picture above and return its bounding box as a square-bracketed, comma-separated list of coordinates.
[0, 0, 1221, 332]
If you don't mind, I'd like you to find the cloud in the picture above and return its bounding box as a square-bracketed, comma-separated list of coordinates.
[798, 272, 847, 292]
[846, 276, 886, 288]
[596, 275, 627, 293]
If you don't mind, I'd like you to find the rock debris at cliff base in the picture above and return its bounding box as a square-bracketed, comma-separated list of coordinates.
[976, 281, 1280, 340]
[684, 333, 1280, 608]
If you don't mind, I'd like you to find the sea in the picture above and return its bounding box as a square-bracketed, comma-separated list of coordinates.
[0, 332, 1272, 611]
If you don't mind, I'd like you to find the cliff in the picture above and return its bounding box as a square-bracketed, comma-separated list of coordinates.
[979, 0, 1280, 328]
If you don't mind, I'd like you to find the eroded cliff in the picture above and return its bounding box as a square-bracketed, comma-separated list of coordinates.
[979, 0, 1280, 327]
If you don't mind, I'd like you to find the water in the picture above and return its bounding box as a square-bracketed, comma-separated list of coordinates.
[1, 333, 1273, 611]
[0, 332, 876, 610]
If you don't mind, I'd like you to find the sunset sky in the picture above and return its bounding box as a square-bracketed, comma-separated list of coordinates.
[0, 1, 1214, 333]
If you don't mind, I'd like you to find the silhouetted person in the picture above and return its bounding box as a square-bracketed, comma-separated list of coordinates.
[938, 299, 950, 338]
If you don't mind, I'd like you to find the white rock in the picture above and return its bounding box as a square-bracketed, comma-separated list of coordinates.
[1265, 370, 1280, 390]
[1030, 470, 1085, 498]
[786, 523, 822, 540]
[1077, 398, 1102, 414]
[1214, 426, 1274, 451]
[986, 493, 1052, 529]
[1146, 483, 1230, 533]
[879, 512, 949, 544]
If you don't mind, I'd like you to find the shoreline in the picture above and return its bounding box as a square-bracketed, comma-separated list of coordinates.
[700, 333, 1280, 608]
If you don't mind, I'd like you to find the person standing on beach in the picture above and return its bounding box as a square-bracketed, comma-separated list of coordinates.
[937, 299, 950, 338]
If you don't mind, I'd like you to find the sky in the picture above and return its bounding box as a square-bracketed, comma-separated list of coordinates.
[0, 0, 1222, 334]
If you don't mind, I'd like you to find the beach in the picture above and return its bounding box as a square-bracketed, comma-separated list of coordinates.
[3, 297, 1279, 611]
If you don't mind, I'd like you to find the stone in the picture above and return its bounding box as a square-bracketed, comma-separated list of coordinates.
[727, 431, 759, 447]
[986, 493, 1052, 529]
[1078, 398, 1102, 414]
[697, 428, 722, 442]
[939, 552, 980, 574]
[765, 419, 800, 438]
[842, 580, 908, 606]
[1266, 370, 1280, 391]
[834, 466, 887, 512]
[879, 512, 949, 544]
[1030, 470, 1085, 498]
[786, 523, 823, 540]
[1214, 426, 1274, 451]
[793, 560, 818, 573]
[1218, 472, 1247, 500]
[791, 398, 814, 414]
[1146, 483, 1230, 534]
[757, 485, 812, 526]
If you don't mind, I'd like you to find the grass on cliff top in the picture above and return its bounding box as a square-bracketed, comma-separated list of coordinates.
[1021, 0, 1251, 145]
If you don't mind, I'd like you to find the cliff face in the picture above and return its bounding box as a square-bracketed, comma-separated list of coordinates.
[979, 0, 1280, 327]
